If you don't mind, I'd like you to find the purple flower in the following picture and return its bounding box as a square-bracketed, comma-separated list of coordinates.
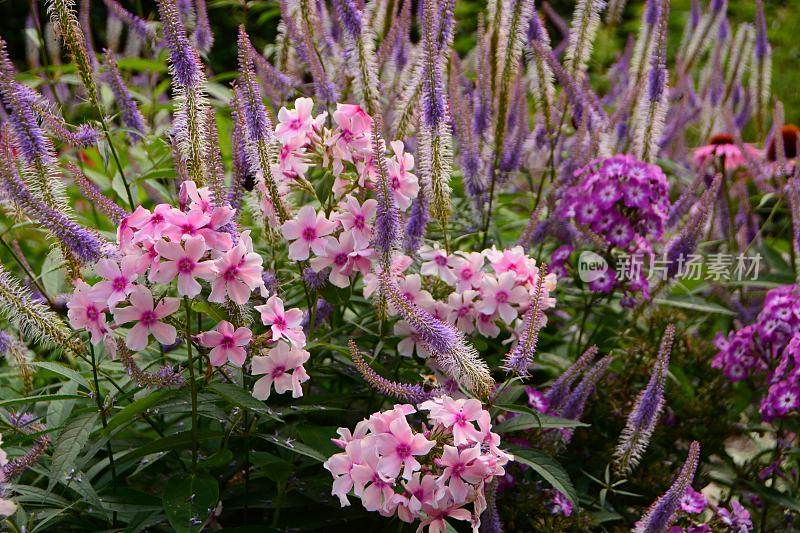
[717, 500, 753, 532]
[525, 387, 549, 412]
[102, 0, 155, 40]
[546, 490, 573, 516]
[679, 487, 706, 514]
[332, 0, 362, 36]
[103, 49, 146, 138]
[545, 345, 598, 414]
[348, 340, 439, 402]
[403, 194, 430, 254]
[0, 331, 13, 354]
[158, 0, 203, 88]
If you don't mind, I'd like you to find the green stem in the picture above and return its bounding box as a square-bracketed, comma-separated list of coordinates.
[184, 297, 199, 471]
[89, 343, 118, 525]
[98, 116, 136, 210]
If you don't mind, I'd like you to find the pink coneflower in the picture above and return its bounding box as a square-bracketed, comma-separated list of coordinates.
[197, 320, 252, 367]
[693, 133, 761, 170]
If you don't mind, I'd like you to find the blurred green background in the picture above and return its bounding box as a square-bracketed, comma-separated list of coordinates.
[0, 0, 798, 125]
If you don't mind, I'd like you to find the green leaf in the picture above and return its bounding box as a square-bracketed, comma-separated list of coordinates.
[0, 392, 82, 409]
[257, 434, 328, 463]
[653, 296, 735, 316]
[41, 248, 66, 297]
[125, 431, 223, 463]
[31, 362, 92, 391]
[206, 382, 282, 421]
[493, 411, 590, 433]
[102, 388, 179, 436]
[509, 446, 578, 505]
[49, 412, 98, 490]
[162, 473, 219, 532]
[47, 382, 79, 436]
[250, 451, 293, 483]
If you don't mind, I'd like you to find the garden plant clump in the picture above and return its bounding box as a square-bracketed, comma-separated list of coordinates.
[0, 0, 797, 530]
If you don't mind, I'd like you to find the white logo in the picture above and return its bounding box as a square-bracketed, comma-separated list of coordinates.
[577, 251, 608, 282]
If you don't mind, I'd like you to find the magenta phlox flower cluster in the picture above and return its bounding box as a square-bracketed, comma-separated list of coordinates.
[713, 285, 800, 421]
[324, 397, 511, 532]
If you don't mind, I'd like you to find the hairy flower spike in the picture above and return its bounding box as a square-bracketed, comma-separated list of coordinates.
[103, 49, 147, 139]
[371, 116, 399, 268]
[348, 340, 440, 402]
[545, 345, 598, 414]
[193, 0, 214, 53]
[503, 264, 548, 375]
[614, 325, 675, 474]
[64, 163, 127, 224]
[633, 0, 669, 163]
[335, 0, 380, 115]
[47, 0, 99, 107]
[564, 0, 606, 79]
[634, 441, 701, 532]
[380, 271, 494, 398]
[102, 0, 155, 40]
[0, 265, 83, 356]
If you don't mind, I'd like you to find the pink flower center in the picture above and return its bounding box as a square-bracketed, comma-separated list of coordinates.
[334, 253, 348, 266]
[112, 277, 127, 291]
[460, 268, 473, 280]
[452, 463, 465, 477]
[140, 310, 157, 327]
[435, 255, 447, 266]
[178, 257, 195, 274]
[150, 213, 164, 225]
[273, 315, 286, 329]
[302, 227, 317, 242]
[454, 413, 468, 426]
[396, 443, 412, 459]
[221, 336, 235, 348]
[85, 306, 99, 321]
[223, 266, 240, 281]
[181, 223, 197, 235]
[390, 176, 400, 189]
[353, 214, 365, 229]
[495, 291, 508, 303]
[271, 365, 286, 378]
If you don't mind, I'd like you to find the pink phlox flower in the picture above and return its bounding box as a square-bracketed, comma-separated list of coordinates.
[478, 271, 528, 324]
[179, 180, 214, 213]
[417, 492, 473, 533]
[67, 280, 109, 344]
[331, 419, 371, 449]
[394, 320, 431, 358]
[447, 290, 479, 334]
[281, 205, 338, 260]
[389, 274, 434, 315]
[334, 195, 377, 248]
[197, 320, 252, 367]
[436, 445, 489, 503]
[309, 232, 368, 288]
[419, 245, 457, 285]
[275, 97, 316, 145]
[350, 445, 397, 513]
[476, 312, 501, 338]
[368, 404, 417, 433]
[209, 230, 265, 305]
[402, 473, 441, 515]
[386, 140, 419, 210]
[451, 252, 485, 291]
[363, 254, 413, 298]
[251, 341, 310, 399]
[273, 142, 309, 181]
[130, 204, 172, 244]
[91, 256, 139, 308]
[324, 437, 368, 507]
[485, 246, 530, 282]
[421, 397, 483, 445]
[151, 235, 216, 297]
[376, 416, 436, 480]
[112, 286, 180, 350]
[254, 295, 306, 346]
[163, 208, 210, 241]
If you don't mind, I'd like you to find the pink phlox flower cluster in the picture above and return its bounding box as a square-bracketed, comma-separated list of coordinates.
[68, 181, 265, 354]
[324, 398, 511, 532]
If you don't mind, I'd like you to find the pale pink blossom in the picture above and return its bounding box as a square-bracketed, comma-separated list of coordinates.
[309, 232, 368, 288]
[418, 493, 473, 532]
[197, 320, 252, 367]
[112, 286, 180, 351]
[209, 230, 264, 304]
[151, 235, 216, 298]
[281, 205, 338, 260]
[254, 295, 306, 346]
[451, 252, 485, 291]
[447, 290, 479, 334]
[437, 445, 488, 502]
[363, 254, 413, 298]
[132, 204, 172, 243]
[419, 245, 457, 285]
[485, 246, 530, 282]
[386, 140, 419, 210]
[324, 437, 368, 506]
[394, 320, 429, 358]
[420, 397, 483, 445]
[90, 256, 139, 308]
[251, 342, 310, 399]
[476, 312, 501, 338]
[275, 97, 316, 144]
[376, 417, 436, 480]
[478, 271, 528, 324]
[162, 208, 209, 241]
[67, 280, 109, 344]
[334, 195, 377, 248]
[350, 448, 396, 513]
[402, 473, 440, 514]
[390, 274, 434, 314]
